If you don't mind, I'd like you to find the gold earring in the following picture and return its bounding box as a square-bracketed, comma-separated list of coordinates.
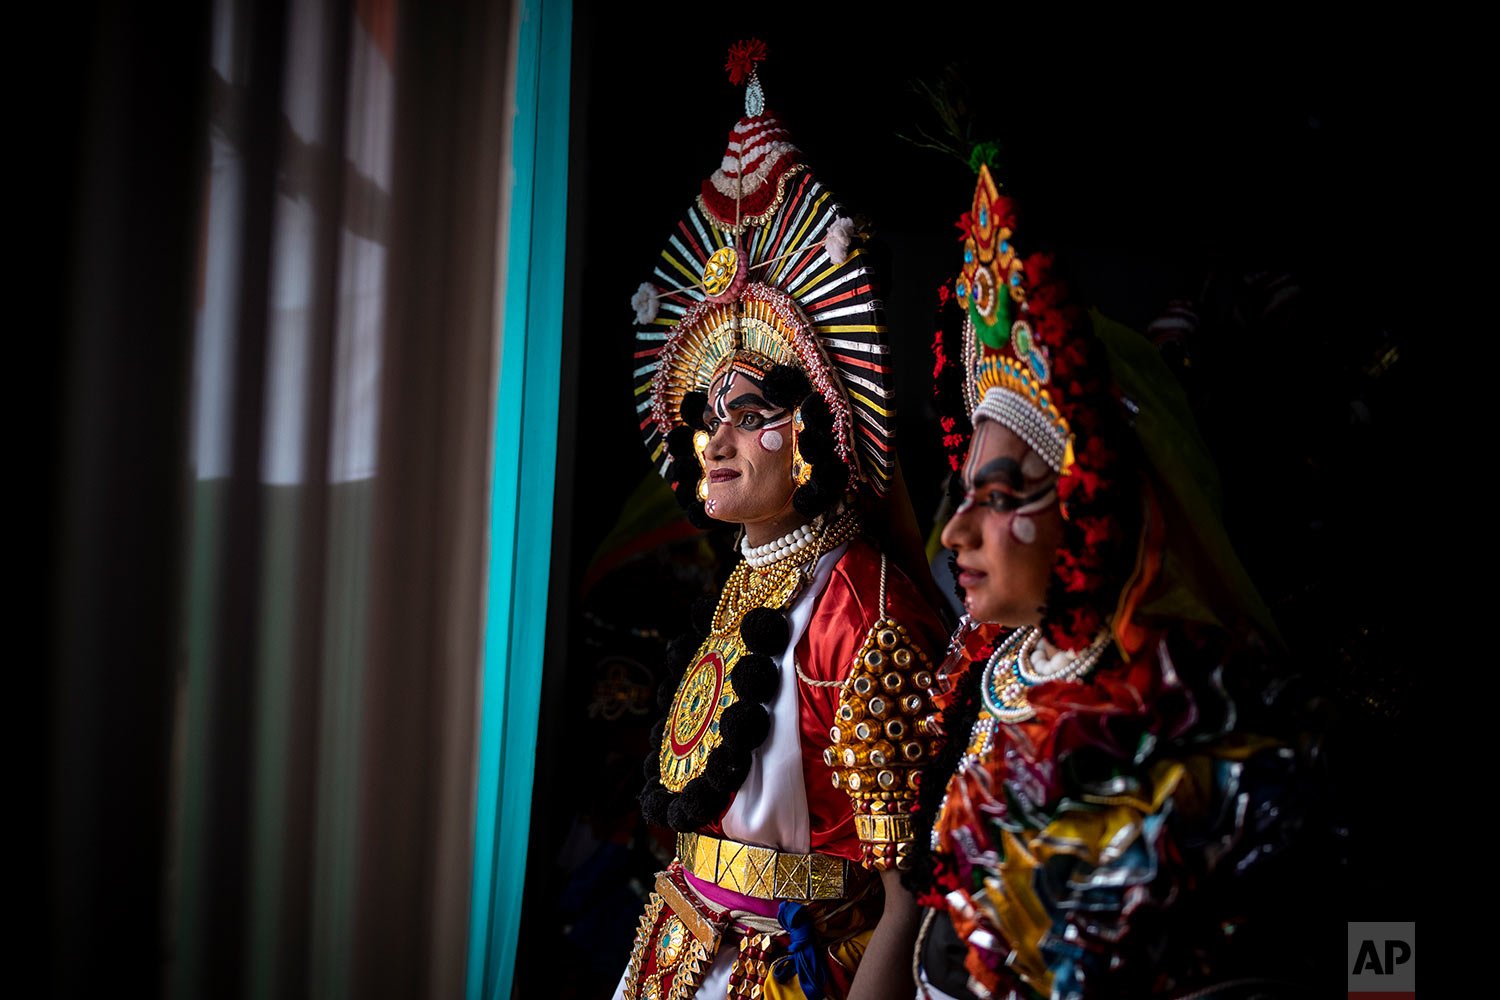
[790, 408, 813, 487]
[694, 429, 711, 500]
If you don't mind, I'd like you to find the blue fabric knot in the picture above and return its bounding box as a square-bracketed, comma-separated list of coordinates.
[770, 900, 826, 999]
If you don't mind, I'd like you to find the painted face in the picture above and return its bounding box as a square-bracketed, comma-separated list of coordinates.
[697, 364, 796, 528]
[939, 418, 1063, 625]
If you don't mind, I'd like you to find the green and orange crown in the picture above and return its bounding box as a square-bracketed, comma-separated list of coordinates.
[954, 165, 1072, 473]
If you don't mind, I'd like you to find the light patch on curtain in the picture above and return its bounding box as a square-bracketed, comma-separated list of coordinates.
[327, 14, 394, 484]
[190, 130, 244, 481]
[261, 195, 317, 485]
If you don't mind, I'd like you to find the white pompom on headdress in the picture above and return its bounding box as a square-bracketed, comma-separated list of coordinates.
[632, 282, 659, 325]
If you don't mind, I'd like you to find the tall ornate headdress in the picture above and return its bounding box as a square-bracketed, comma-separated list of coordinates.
[949, 164, 1140, 651]
[630, 41, 898, 522]
[955, 165, 1074, 472]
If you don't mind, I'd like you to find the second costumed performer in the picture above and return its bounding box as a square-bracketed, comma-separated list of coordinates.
[612, 41, 948, 1000]
[908, 163, 1332, 998]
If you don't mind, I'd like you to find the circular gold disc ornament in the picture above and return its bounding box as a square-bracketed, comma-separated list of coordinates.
[702, 246, 740, 297]
[660, 636, 743, 791]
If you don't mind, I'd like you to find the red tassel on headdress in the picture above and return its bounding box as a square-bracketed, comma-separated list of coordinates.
[955, 212, 974, 242]
[725, 38, 768, 85]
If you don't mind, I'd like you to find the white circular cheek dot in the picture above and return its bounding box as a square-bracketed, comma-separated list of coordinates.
[759, 429, 785, 452]
[1010, 515, 1038, 545]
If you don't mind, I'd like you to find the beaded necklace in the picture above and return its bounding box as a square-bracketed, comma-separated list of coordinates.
[979, 625, 1112, 723]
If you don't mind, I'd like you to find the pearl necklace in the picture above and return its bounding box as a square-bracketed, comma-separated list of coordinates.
[740, 517, 822, 569]
[980, 626, 1112, 723]
[716, 512, 858, 633]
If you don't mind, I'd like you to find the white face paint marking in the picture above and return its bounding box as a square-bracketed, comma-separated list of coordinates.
[1020, 451, 1050, 481]
[698, 362, 799, 529]
[1010, 515, 1038, 544]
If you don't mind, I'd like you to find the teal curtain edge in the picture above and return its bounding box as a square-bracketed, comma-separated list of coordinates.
[466, 1, 573, 998]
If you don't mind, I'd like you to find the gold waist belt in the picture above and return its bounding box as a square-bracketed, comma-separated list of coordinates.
[676, 831, 855, 902]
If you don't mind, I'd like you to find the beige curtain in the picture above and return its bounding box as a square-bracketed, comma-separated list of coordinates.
[53, 1, 517, 997]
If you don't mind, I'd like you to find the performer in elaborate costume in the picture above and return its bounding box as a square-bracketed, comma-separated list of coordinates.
[613, 42, 948, 1000]
[908, 164, 1331, 999]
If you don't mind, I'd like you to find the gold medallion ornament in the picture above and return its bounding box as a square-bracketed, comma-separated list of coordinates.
[655, 917, 689, 967]
[659, 643, 736, 791]
[701, 246, 740, 297]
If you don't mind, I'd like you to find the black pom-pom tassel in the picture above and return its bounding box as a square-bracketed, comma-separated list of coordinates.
[763, 365, 812, 410]
[666, 425, 696, 458]
[672, 478, 699, 509]
[793, 480, 833, 518]
[798, 393, 831, 432]
[795, 425, 835, 466]
[640, 782, 672, 827]
[740, 607, 791, 655]
[664, 632, 703, 675]
[680, 391, 708, 431]
[719, 701, 770, 747]
[704, 747, 752, 793]
[673, 482, 718, 530]
[667, 779, 720, 830]
[687, 503, 717, 530]
[811, 450, 848, 489]
[947, 551, 966, 605]
[732, 653, 778, 703]
[689, 595, 716, 634]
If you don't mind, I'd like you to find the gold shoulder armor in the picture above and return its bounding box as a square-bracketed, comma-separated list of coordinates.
[824, 612, 938, 871]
